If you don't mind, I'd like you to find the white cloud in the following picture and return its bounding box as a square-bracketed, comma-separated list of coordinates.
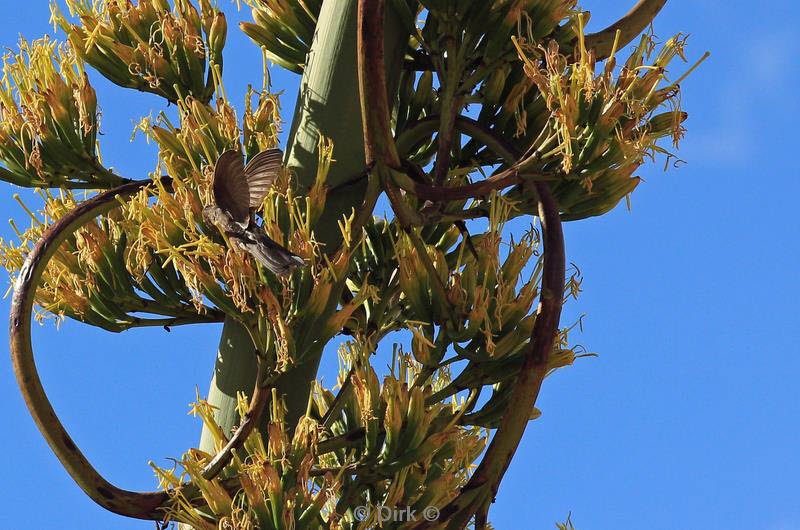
[681, 85, 754, 166]
[681, 29, 793, 167]
[747, 30, 793, 86]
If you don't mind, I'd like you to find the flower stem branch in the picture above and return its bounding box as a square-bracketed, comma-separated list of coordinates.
[201, 360, 274, 480]
[9, 179, 177, 520]
[407, 119, 566, 530]
[583, 0, 669, 60]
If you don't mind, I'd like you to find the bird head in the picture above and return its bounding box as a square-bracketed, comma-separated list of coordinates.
[202, 205, 228, 227]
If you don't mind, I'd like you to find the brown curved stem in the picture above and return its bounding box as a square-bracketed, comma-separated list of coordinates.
[399, 116, 520, 168]
[408, 172, 522, 201]
[475, 501, 490, 530]
[201, 360, 272, 480]
[10, 179, 171, 519]
[359, 7, 567, 525]
[357, 0, 427, 232]
[8, 177, 219, 520]
[395, 116, 558, 202]
[356, 0, 426, 225]
[583, 0, 668, 60]
[447, 181, 564, 528]
[410, 125, 566, 530]
[119, 313, 225, 331]
[357, 0, 400, 168]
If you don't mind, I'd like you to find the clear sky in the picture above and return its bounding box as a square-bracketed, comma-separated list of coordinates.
[1, 2, 798, 529]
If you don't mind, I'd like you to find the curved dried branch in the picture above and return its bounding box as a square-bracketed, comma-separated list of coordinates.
[584, 0, 669, 60]
[8, 178, 222, 520]
[412, 125, 566, 530]
[10, 179, 171, 519]
[121, 314, 224, 331]
[396, 116, 557, 202]
[404, 170, 522, 202]
[201, 360, 272, 480]
[445, 181, 564, 527]
[357, 0, 427, 226]
[357, 0, 400, 168]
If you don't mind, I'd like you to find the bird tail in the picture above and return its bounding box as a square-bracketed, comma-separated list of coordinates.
[250, 234, 305, 276]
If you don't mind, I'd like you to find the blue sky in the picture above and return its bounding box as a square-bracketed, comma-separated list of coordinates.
[1, 2, 798, 529]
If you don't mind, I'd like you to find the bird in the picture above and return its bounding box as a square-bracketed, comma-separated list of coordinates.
[202, 148, 305, 276]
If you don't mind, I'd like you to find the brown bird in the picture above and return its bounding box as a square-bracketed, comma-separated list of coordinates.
[202, 148, 304, 276]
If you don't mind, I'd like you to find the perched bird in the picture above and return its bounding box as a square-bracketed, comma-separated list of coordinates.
[202, 148, 304, 276]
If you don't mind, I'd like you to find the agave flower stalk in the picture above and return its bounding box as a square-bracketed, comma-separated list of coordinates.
[2, 0, 706, 528]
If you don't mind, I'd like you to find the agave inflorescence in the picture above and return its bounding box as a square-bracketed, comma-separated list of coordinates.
[2, 0, 706, 527]
[240, 0, 322, 74]
[51, 0, 227, 103]
[152, 345, 487, 529]
[0, 37, 118, 188]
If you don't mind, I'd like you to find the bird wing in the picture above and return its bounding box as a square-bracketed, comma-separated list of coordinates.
[243, 148, 283, 208]
[213, 150, 250, 227]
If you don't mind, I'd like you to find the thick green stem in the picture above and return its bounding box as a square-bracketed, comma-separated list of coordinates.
[197, 317, 259, 455]
[286, 0, 365, 190]
[285, 0, 405, 249]
[196, 0, 408, 454]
